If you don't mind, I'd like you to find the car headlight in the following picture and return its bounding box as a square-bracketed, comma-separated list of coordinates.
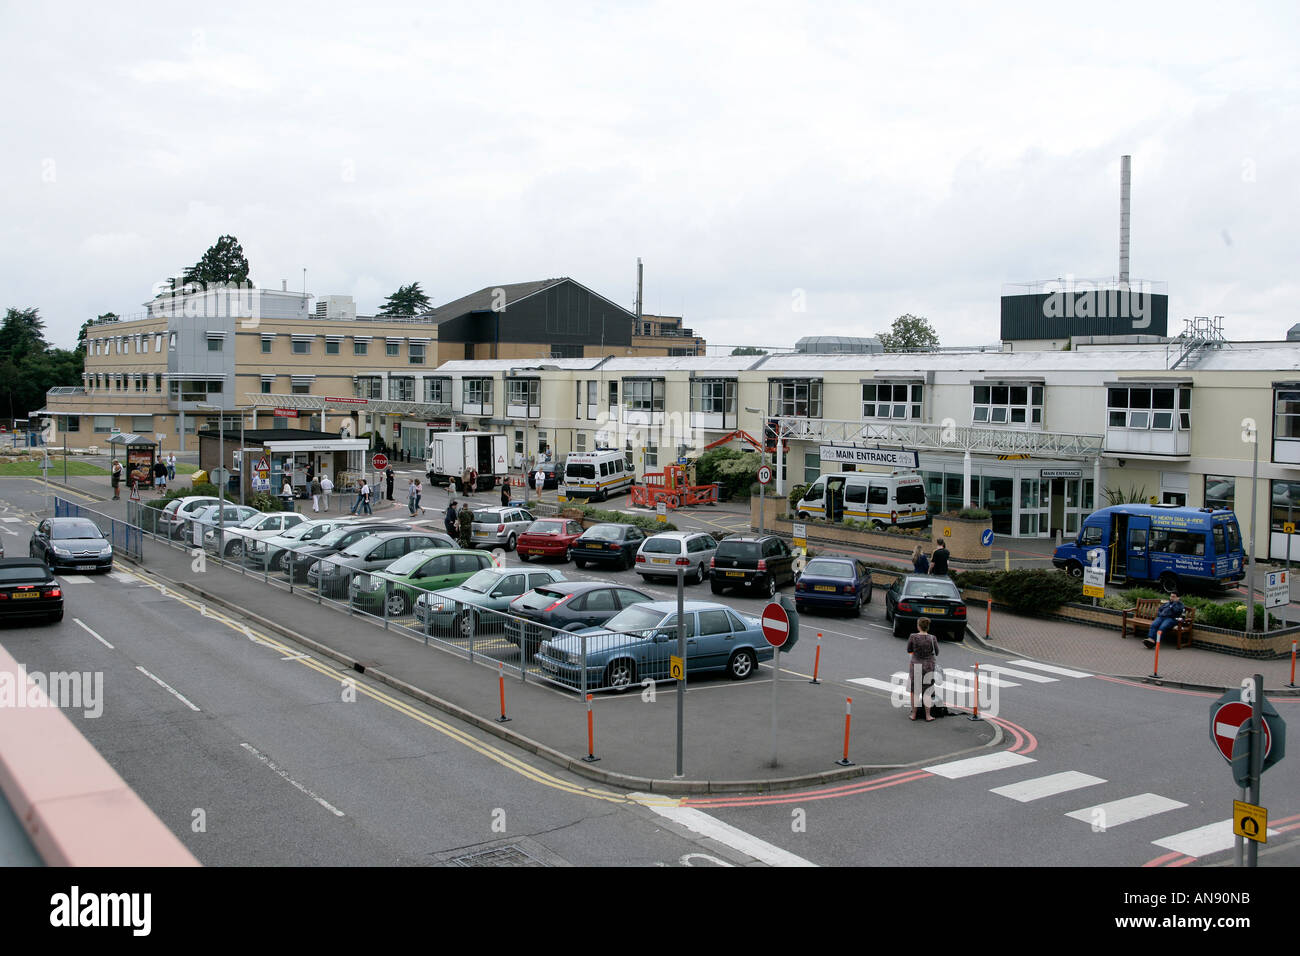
[565, 651, 584, 666]
[100, 544, 113, 554]
[51, 546, 71, 557]
[365, 577, 386, 591]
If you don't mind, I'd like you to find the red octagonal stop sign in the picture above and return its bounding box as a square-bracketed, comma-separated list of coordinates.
[1211, 700, 1272, 763]
[371, 453, 389, 470]
[761, 602, 790, 648]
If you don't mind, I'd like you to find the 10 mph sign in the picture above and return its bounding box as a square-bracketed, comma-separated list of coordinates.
[757, 465, 773, 485]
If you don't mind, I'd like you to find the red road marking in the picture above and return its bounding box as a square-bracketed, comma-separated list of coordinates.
[681, 769, 933, 809]
[1142, 851, 1184, 868]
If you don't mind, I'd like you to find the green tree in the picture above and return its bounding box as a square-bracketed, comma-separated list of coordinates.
[730, 346, 768, 356]
[379, 282, 432, 317]
[77, 312, 118, 356]
[0, 307, 49, 361]
[877, 313, 939, 353]
[181, 235, 252, 288]
[0, 307, 81, 423]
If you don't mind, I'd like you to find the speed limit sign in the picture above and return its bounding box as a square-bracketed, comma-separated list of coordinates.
[757, 465, 773, 485]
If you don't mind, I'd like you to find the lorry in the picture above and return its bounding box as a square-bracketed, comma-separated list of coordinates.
[425, 431, 509, 492]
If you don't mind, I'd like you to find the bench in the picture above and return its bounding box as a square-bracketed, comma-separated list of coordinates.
[1121, 598, 1195, 649]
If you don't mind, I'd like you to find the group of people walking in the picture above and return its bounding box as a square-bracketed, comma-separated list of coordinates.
[909, 538, 951, 576]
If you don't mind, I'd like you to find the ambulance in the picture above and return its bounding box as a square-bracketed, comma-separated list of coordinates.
[795, 472, 929, 527]
[562, 450, 633, 500]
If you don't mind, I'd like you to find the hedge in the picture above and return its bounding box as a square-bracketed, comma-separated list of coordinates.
[576, 505, 678, 534]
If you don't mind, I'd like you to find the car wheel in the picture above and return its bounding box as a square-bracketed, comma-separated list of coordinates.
[1065, 560, 1084, 579]
[710, 581, 725, 595]
[691, 562, 705, 585]
[885, 604, 894, 622]
[506, 533, 517, 551]
[226, 540, 244, 559]
[852, 592, 863, 617]
[385, 591, 409, 616]
[764, 576, 776, 598]
[519, 552, 532, 562]
[605, 659, 637, 692]
[1158, 572, 1179, 593]
[575, 558, 587, 569]
[728, 648, 757, 681]
[617, 552, 630, 572]
[893, 619, 908, 639]
[564, 546, 573, 563]
[272, 553, 287, 572]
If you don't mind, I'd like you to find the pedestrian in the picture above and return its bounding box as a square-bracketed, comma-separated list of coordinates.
[153, 459, 167, 492]
[166, 453, 176, 482]
[930, 538, 950, 577]
[1144, 592, 1186, 649]
[407, 479, 418, 516]
[111, 459, 123, 499]
[469, 467, 479, 496]
[350, 481, 365, 515]
[462, 467, 473, 496]
[534, 468, 546, 497]
[911, 544, 930, 575]
[320, 472, 333, 512]
[500, 481, 511, 508]
[311, 474, 322, 512]
[907, 617, 940, 722]
[280, 480, 296, 513]
[414, 478, 423, 515]
[361, 479, 372, 515]
[457, 501, 474, 548]
[386, 465, 395, 501]
[444, 499, 459, 538]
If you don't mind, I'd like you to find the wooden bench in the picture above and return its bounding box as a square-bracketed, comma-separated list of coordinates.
[1121, 598, 1195, 649]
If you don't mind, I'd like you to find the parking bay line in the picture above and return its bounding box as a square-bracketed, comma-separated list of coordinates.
[631, 793, 817, 867]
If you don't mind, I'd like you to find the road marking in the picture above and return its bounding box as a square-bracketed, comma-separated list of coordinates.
[1, 516, 23, 523]
[135, 665, 201, 711]
[1065, 793, 1187, 827]
[74, 617, 114, 649]
[847, 676, 899, 693]
[108, 571, 137, 584]
[923, 668, 1020, 689]
[990, 771, 1107, 803]
[240, 742, 345, 817]
[978, 665, 1059, 683]
[631, 793, 817, 867]
[1006, 659, 1091, 678]
[59, 574, 93, 584]
[924, 752, 1036, 779]
[1151, 819, 1278, 858]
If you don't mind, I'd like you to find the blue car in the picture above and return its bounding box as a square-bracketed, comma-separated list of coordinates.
[534, 600, 774, 692]
[794, 555, 873, 615]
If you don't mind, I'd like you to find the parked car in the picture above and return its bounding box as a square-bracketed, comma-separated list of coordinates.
[0, 559, 64, 624]
[794, 555, 873, 615]
[206, 511, 307, 558]
[249, 517, 359, 572]
[185, 504, 259, 547]
[571, 523, 646, 571]
[28, 517, 113, 574]
[469, 507, 536, 551]
[505, 581, 653, 657]
[516, 518, 585, 562]
[635, 532, 719, 584]
[307, 531, 454, 599]
[533, 601, 773, 691]
[709, 534, 796, 598]
[884, 574, 968, 640]
[350, 548, 495, 616]
[158, 495, 220, 538]
[413, 566, 566, 637]
[282, 521, 404, 583]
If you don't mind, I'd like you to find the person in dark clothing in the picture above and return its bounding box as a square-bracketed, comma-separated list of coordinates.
[444, 500, 459, 539]
[385, 466, 395, 501]
[911, 545, 929, 574]
[500, 482, 511, 508]
[1144, 593, 1186, 648]
[930, 539, 950, 576]
[111, 459, 123, 499]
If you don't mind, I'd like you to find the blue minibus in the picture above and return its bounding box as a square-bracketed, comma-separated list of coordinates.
[1052, 504, 1245, 591]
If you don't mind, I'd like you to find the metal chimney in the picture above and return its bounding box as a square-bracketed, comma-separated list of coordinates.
[635, 258, 643, 323]
[1119, 155, 1131, 285]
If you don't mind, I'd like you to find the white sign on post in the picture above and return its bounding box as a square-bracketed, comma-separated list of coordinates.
[818, 445, 919, 469]
[1266, 570, 1289, 609]
[1082, 567, 1105, 598]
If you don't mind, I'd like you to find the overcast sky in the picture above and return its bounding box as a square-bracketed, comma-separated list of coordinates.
[4, 1, 1297, 351]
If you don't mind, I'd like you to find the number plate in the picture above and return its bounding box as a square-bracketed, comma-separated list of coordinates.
[12, 592, 37, 600]
[814, 585, 837, 592]
[652, 557, 668, 564]
[77, 565, 97, 571]
[473, 530, 487, 537]
[529, 549, 544, 555]
[921, 606, 947, 615]
[726, 571, 744, 578]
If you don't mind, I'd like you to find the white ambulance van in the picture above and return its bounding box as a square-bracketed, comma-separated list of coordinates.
[562, 450, 633, 501]
[795, 472, 929, 527]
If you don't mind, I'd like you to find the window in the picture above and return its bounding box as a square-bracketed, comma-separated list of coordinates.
[972, 383, 1043, 425]
[507, 378, 539, 407]
[551, 344, 582, 358]
[292, 339, 311, 354]
[409, 343, 426, 365]
[386, 341, 400, 357]
[326, 339, 340, 355]
[1204, 475, 1235, 512]
[356, 376, 382, 400]
[863, 382, 923, 419]
[1272, 480, 1300, 532]
[514, 429, 524, 456]
[261, 381, 272, 394]
[768, 379, 822, 418]
[576, 432, 587, 452]
[354, 340, 369, 356]
[261, 338, 272, 353]
[207, 337, 223, 352]
[609, 381, 618, 411]
[690, 378, 736, 415]
[93, 416, 115, 433]
[392, 377, 415, 402]
[645, 443, 658, 468]
[624, 378, 665, 412]
[292, 382, 312, 395]
[66, 416, 80, 433]
[155, 374, 163, 392]
[168, 379, 224, 402]
[1107, 386, 1187, 431]
[131, 416, 152, 432]
[424, 378, 448, 404]
[804, 451, 821, 483]
[464, 378, 493, 408]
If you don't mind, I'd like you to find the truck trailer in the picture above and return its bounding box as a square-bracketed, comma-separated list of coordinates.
[425, 431, 509, 492]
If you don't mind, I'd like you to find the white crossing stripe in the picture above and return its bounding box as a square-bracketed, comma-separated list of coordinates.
[847, 676, 900, 693]
[978, 665, 1059, 683]
[924, 752, 1037, 779]
[0, 516, 21, 523]
[109, 571, 137, 583]
[1065, 793, 1187, 827]
[59, 575, 93, 584]
[631, 793, 817, 867]
[1152, 819, 1280, 858]
[890, 670, 1018, 691]
[1007, 659, 1092, 678]
[990, 771, 1108, 802]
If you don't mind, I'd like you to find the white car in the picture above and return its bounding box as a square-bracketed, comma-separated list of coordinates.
[634, 531, 720, 585]
[158, 496, 220, 539]
[205, 511, 307, 558]
[248, 517, 360, 571]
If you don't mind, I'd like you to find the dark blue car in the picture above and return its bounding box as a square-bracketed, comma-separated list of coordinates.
[794, 555, 872, 615]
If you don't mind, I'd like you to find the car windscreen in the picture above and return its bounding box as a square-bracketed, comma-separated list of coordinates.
[316, 526, 361, 547]
[803, 559, 853, 579]
[566, 463, 596, 480]
[581, 524, 625, 541]
[458, 569, 501, 593]
[715, 540, 759, 559]
[896, 484, 926, 505]
[52, 520, 103, 540]
[339, 536, 385, 558]
[280, 521, 318, 540]
[641, 537, 682, 554]
[903, 579, 961, 600]
[237, 513, 265, 529]
[525, 521, 563, 535]
[0, 566, 48, 584]
[603, 605, 667, 632]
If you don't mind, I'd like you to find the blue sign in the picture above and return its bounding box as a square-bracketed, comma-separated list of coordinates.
[981, 529, 994, 547]
[677, 457, 688, 465]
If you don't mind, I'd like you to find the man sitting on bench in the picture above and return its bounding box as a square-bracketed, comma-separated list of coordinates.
[1144, 592, 1186, 649]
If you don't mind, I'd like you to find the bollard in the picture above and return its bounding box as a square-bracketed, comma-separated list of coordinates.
[985, 601, 991, 640]
[810, 632, 822, 685]
[835, 697, 853, 766]
[1149, 631, 1162, 680]
[967, 663, 983, 721]
[1004, 549, 1010, 572]
[497, 662, 511, 722]
[582, 693, 600, 762]
[1289, 640, 1297, 689]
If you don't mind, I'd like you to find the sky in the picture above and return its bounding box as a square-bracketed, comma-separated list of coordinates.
[3, 1, 1298, 351]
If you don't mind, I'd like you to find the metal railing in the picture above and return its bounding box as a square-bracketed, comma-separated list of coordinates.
[53, 497, 142, 562]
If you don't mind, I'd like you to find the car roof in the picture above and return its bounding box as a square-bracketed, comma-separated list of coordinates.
[644, 531, 708, 541]
[530, 581, 641, 595]
[632, 600, 751, 613]
[717, 535, 776, 543]
[0, 558, 47, 570]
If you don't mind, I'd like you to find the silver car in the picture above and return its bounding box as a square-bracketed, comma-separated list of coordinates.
[635, 532, 720, 585]
[185, 503, 259, 546]
[249, 516, 360, 572]
[206, 511, 307, 558]
[469, 507, 536, 551]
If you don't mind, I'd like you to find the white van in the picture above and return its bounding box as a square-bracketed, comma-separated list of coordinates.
[796, 472, 929, 528]
[562, 450, 633, 501]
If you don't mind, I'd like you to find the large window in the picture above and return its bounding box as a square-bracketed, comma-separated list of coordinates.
[464, 378, 493, 408]
[804, 451, 821, 483]
[93, 416, 115, 433]
[168, 379, 224, 403]
[768, 379, 822, 418]
[624, 378, 665, 412]
[551, 344, 582, 358]
[354, 339, 369, 356]
[292, 339, 311, 355]
[507, 379, 539, 407]
[863, 382, 922, 419]
[392, 377, 415, 402]
[356, 376, 382, 400]
[424, 378, 448, 404]
[326, 339, 341, 355]
[690, 378, 736, 415]
[1272, 479, 1300, 532]
[409, 343, 426, 365]
[1205, 475, 1236, 512]
[131, 416, 152, 432]
[1108, 385, 1189, 431]
[972, 383, 1043, 425]
[65, 416, 79, 433]
[261, 337, 272, 354]
[386, 341, 400, 357]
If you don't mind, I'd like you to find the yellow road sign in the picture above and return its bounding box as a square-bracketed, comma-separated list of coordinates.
[1233, 800, 1268, 843]
[1285, 522, 1296, 534]
[1082, 584, 1105, 599]
[669, 655, 684, 680]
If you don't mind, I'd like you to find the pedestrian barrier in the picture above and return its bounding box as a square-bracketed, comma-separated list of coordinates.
[54, 497, 142, 562]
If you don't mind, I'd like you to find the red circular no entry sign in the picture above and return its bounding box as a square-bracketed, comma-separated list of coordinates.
[1211, 701, 1272, 763]
[761, 602, 790, 648]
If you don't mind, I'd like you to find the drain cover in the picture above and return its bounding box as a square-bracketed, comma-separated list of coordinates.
[450, 844, 547, 867]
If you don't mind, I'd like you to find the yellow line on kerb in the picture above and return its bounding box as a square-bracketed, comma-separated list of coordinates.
[113, 566, 645, 805]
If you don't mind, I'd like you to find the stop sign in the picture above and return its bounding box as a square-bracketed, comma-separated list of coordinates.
[760, 602, 790, 648]
[372, 453, 389, 470]
[1211, 700, 1272, 763]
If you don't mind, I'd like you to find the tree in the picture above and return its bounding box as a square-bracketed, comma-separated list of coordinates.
[0, 307, 81, 423]
[730, 346, 768, 356]
[0, 307, 48, 362]
[77, 312, 118, 356]
[877, 313, 939, 353]
[181, 235, 252, 288]
[379, 282, 432, 317]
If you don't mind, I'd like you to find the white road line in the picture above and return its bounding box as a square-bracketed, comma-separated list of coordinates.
[59, 574, 93, 584]
[108, 571, 137, 584]
[1006, 660, 1092, 678]
[1152, 819, 1280, 858]
[990, 771, 1107, 803]
[931, 668, 1020, 689]
[1065, 793, 1187, 828]
[240, 743, 346, 817]
[631, 794, 816, 867]
[848, 676, 901, 693]
[0, 516, 21, 523]
[924, 751, 1037, 779]
[74, 617, 114, 649]
[135, 665, 201, 711]
[978, 665, 1059, 683]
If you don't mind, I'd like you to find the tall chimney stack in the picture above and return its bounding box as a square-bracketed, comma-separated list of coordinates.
[1119, 155, 1131, 285]
[635, 258, 643, 323]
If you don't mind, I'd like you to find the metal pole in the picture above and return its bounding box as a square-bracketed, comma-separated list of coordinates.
[1246, 430, 1258, 633]
[63, 419, 67, 484]
[770, 646, 780, 767]
[758, 475, 764, 536]
[1287, 499, 1293, 628]
[676, 565, 685, 778]
[1235, 785, 1246, 867]
[1247, 672, 1264, 867]
[240, 412, 246, 508]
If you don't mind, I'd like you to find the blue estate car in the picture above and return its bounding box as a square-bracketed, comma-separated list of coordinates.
[794, 555, 873, 615]
[534, 600, 774, 692]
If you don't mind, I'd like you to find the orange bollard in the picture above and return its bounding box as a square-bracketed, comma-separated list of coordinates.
[985, 601, 991, 639]
[1150, 632, 1162, 680]
[497, 662, 510, 723]
[582, 693, 600, 762]
[835, 697, 853, 766]
[967, 663, 983, 721]
[1289, 640, 1297, 689]
[810, 632, 823, 685]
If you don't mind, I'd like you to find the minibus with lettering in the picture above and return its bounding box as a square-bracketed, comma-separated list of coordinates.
[794, 472, 929, 528]
[562, 450, 633, 501]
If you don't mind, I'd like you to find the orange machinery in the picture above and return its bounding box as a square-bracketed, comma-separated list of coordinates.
[629, 464, 718, 509]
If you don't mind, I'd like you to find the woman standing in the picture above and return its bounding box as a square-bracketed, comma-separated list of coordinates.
[407, 479, 418, 516]
[906, 618, 939, 722]
[911, 545, 929, 574]
[414, 478, 423, 515]
[310, 474, 323, 513]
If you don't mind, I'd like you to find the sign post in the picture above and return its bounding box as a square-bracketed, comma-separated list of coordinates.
[792, 522, 807, 551]
[1211, 679, 1287, 866]
[1265, 570, 1288, 636]
[675, 565, 686, 779]
[757, 464, 772, 537]
[761, 601, 789, 768]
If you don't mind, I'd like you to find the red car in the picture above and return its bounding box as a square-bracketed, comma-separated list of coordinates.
[516, 518, 584, 562]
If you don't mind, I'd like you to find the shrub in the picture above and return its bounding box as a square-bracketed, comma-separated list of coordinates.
[697, 448, 762, 500]
[967, 568, 1085, 613]
[953, 570, 1000, 590]
[950, 507, 991, 520]
[578, 505, 677, 533]
[248, 491, 280, 512]
[788, 483, 808, 512]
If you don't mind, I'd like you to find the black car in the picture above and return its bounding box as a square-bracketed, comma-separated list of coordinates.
[29, 517, 113, 573]
[884, 574, 968, 640]
[530, 461, 558, 491]
[709, 535, 797, 598]
[282, 521, 406, 583]
[0, 559, 64, 624]
[571, 523, 646, 571]
[505, 581, 653, 657]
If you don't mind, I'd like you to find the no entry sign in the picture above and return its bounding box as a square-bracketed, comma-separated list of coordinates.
[1211, 700, 1272, 764]
[761, 602, 790, 648]
[372, 453, 389, 470]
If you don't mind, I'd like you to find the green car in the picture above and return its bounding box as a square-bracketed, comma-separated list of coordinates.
[350, 548, 495, 616]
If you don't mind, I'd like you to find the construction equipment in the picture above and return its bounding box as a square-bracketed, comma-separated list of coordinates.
[629, 464, 718, 509]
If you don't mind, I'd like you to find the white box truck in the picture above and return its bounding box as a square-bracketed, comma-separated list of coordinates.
[426, 431, 509, 492]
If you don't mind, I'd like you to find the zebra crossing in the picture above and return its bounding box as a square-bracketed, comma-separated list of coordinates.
[845, 656, 1091, 700]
